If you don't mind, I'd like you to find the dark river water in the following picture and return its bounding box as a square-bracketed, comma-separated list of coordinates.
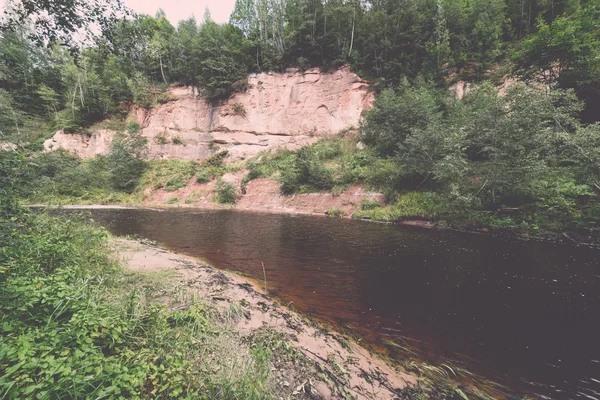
[69, 208, 600, 399]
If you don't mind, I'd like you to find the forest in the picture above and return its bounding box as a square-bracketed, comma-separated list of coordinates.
[1, 0, 600, 237]
[2, 1, 600, 398]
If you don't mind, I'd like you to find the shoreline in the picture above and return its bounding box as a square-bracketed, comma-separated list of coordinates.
[113, 237, 418, 399]
[29, 202, 600, 248]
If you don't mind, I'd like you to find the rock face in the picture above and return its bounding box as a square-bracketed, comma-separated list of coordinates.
[44, 66, 373, 162]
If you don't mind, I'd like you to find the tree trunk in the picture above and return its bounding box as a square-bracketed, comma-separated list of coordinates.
[159, 52, 168, 85]
[348, 7, 355, 57]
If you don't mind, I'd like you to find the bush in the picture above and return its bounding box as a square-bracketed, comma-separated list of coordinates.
[106, 132, 148, 192]
[172, 136, 184, 145]
[215, 180, 238, 204]
[126, 121, 141, 134]
[232, 102, 246, 117]
[127, 72, 153, 109]
[196, 172, 211, 184]
[139, 160, 197, 193]
[165, 176, 187, 191]
[360, 79, 443, 156]
[353, 191, 441, 222]
[155, 135, 168, 144]
[326, 208, 347, 217]
[361, 198, 381, 210]
[0, 209, 274, 398]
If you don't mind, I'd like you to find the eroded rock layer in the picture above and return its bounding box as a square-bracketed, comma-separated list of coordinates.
[44, 67, 373, 162]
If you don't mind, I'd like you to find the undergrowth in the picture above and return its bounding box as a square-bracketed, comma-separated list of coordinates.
[243, 137, 387, 194]
[353, 192, 441, 221]
[0, 210, 274, 398]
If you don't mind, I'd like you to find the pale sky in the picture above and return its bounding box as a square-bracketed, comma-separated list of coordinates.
[0, 0, 237, 25]
[123, 0, 236, 24]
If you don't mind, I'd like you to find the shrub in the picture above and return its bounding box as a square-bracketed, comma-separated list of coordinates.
[155, 135, 168, 145]
[139, 160, 197, 193]
[353, 191, 440, 222]
[196, 172, 211, 184]
[126, 72, 153, 109]
[326, 208, 347, 217]
[106, 131, 148, 192]
[215, 180, 238, 204]
[168, 196, 179, 204]
[361, 198, 381, 210]
[165, 176, 187, 191]
[126, 121, 140, 134]
[172, 136, 184, 145]
[232, 102, 246, 117]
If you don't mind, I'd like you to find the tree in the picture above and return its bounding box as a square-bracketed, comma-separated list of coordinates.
[0, 89, 22, 138]
[360, 79, 443, 156]
[196, 21, 251, 102]
[467, 0, 507, 73]
[106, 128, 147, 192]
[1, 0, 129, 46]
[462, 83, 581, 205]
[514, 3, 600, 122]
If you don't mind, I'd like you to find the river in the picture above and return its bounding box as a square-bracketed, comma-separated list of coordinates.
[67, 207, 600, 399]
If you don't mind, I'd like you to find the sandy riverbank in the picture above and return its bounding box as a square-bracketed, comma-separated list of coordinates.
[112, 237, 417, 399]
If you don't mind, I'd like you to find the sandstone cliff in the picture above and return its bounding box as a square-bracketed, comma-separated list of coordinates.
[44, 67, 373, 162]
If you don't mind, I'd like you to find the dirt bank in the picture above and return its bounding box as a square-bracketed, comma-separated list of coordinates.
[142, 174, 386, 218]
[113, 237, 416, 399]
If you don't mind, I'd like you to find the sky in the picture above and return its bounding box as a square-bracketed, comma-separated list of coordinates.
[0, 0, 237, 25]
[122, 0, 236, 24]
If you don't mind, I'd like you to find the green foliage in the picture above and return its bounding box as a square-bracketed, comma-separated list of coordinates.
[155, 135, 168, 144]
[196, 21, 251, 103]
[233, 102, 247, 117]
[172, 135, 184, 145]
[0, 201, 275, 398]
[361, 80, 444, 156]
[514, 3, 600, 121]
[246, 138, 400, 194]
[127, 72, 154, 109]
[140, 160, 197, 191]
[215, 180, 238, 204]
[106, 131, 148, 192]
[0, 89, 23, 139]
[353, 192, 441, 222]
[326, 208, 347, 217]
[361, 198, 380, 210]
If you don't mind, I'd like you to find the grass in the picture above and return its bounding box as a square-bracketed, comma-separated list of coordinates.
[215, 180, 238, 204]
[326, 208, 347, 217]
[155, 135, 168, 144]
[0, 209, 276, 399]
[140, 160, 196, 192]
[361, 198, 381, 210]
[353, 191, 441, 222]
[232, 102, 247, 117]
[243, 137, 380, 193]
[22, 149, 241, 206]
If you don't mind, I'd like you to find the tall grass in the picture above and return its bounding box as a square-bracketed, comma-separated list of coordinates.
[353, 191, 441, 221]
[0, 210, 273, 398]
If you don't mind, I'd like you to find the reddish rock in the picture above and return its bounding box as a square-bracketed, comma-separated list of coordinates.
[44, 67, 373, 163]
